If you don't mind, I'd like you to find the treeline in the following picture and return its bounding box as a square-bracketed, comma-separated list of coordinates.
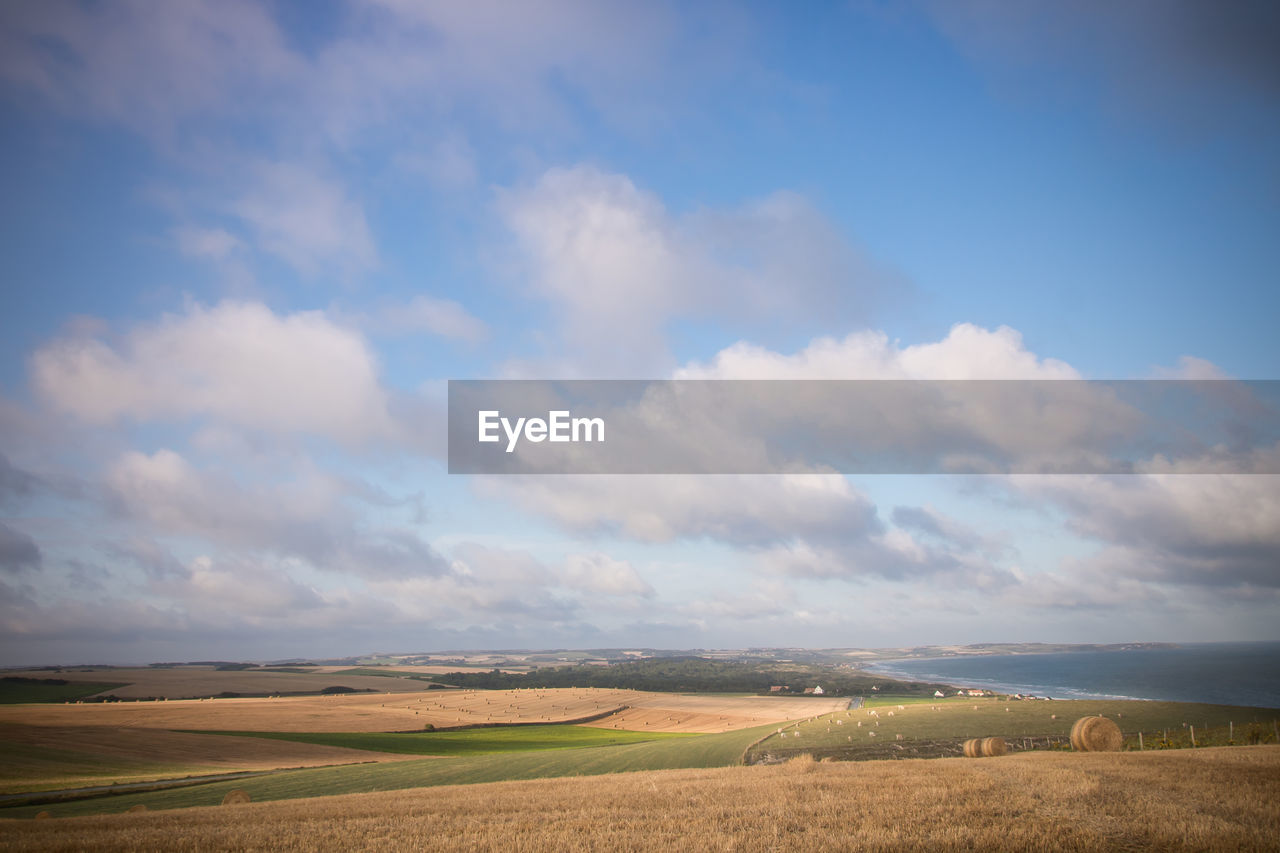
[432, 657, 947, 696]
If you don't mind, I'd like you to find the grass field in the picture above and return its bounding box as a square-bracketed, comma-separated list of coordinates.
[0, 680, 129, 705]
[5, 747, 1277, 851]
[0, 667, 448, 700]
[748, 696, 1280, 762]
[1, 722, 780, 818]
[0, 724, 414, 794]
[196, 724, 692, 756]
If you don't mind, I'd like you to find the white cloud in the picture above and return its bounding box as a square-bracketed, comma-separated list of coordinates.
[561, 552, 654, 598]
[31, 301, 397, 443]
[0, 0, 302, 141]
[1010, 460, 1280, 590]
[376, 295, 488, 343]
[104, 448, 446, 581]
[676, 323, 1079, 379]
[481, 474, 878, 546]
[231, 162, 377, 277]
[173, 226, 241, 260]
[1151, 355, 1231, 380]
[497, 165, 891, 376]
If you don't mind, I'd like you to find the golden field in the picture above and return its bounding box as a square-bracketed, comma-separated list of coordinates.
[4, 746, 1276, 851]
[0, 688, 845, 735]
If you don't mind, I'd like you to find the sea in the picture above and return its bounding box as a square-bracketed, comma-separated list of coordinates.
[864, 642, 1280, 708]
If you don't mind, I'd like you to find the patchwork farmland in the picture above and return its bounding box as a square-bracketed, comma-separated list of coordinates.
[4, 747, 1278, 851]
[2, 663, 1277, 850]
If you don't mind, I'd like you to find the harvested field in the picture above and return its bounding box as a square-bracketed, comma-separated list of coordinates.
[0, 724, 414, 794]
[4, 747, 1277, 851]
[1, 667, 443, 700]
[0, 688, 839, 735]
[586, 694, 847, 733]
[0, 688, 637, 733]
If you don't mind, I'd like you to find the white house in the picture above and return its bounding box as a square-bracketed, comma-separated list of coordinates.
[812, 685, 824, 695]
[933, 690, 945, 698]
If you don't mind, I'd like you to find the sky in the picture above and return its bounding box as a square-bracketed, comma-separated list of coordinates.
[0, 0, 1277, 665]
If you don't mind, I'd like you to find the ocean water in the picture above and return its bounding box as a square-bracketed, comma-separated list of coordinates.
[866, 643, 1280, 708]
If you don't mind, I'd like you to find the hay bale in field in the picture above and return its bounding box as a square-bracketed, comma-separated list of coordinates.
[221, 789, 252, 806]
[1070, 715, 1123, 752]
[125, 804, 147, 813]
[962, 738, 983, 758]
[981, 737, 1008, 757]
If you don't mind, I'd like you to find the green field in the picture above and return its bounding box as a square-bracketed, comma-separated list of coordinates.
[195, 724, 692, 756]
[0, 679, 128, 704]
[749, 697, 1280, 761]
[6, 723, 777, 819]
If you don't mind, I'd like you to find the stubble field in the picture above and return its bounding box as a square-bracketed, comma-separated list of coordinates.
[4, 746, 1277, 852]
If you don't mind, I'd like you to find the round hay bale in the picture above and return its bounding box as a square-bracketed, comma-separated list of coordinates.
[125, 804, 147, 814]
[962, 738, 984, 758]
[1069, 716, 1088, 751]
[34, 811, 52, 820]
[221, 789, 252, 806]
[1072, 716, 1123, 752]
[981, 736, 1008, 757]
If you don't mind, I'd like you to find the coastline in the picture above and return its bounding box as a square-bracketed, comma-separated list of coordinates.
[860, 642, 1280, 707]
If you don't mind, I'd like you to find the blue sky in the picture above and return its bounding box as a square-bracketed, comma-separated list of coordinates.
[0, 0, 1277, 664]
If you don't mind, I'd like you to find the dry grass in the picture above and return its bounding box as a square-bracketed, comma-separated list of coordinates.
[4, 746, 1276, 851]
[0, 688, 841, 735]
[0, 688, 634, 733]
[219, 790, 250, 806]
[585, 694, 847, 733]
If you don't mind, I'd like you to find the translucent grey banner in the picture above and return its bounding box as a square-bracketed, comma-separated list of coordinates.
[447, 380, 1280, 475]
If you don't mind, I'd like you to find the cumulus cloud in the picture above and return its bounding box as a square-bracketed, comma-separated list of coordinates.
[561, 552, 655, 598]
[496, 165, 893, 376]
[675, 323, 1079, 380]
[1010, 466, 1280, 591]
[31, 301, 398, 444]
[104, 448, 448, 581]
[481, 474, 879, 546]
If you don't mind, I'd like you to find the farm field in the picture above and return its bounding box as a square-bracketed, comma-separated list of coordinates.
[748, 696, 1280, 762]
[199, 724, 692, 757]
[584, 692, 846, 733]
[0, 688, 636, 733]
[0, 725, 414, 794]
[0, 667, 448, 700]
[4, 747, 1277, 851]
[0, 680, 131, 705]
[0, 688, 845, 734]
[1, 722, 782, 818]
[0, 688, 836, 802]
